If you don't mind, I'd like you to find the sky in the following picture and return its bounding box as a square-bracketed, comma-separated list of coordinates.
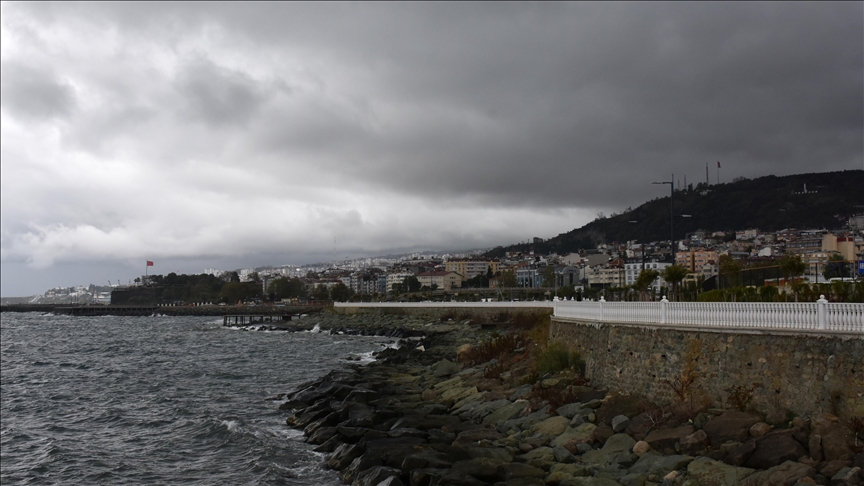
[1, 2, 862, 296]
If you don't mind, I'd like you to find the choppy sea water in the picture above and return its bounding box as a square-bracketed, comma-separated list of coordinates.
[1, 313, 394, 485]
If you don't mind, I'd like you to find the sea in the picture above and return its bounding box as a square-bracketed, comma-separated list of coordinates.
[0, 312, 397, 485]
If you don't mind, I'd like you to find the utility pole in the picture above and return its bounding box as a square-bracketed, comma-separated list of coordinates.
[652, 175, 675, 265]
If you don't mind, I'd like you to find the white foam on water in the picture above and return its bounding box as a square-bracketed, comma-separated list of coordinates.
[221, 419, 240, 432]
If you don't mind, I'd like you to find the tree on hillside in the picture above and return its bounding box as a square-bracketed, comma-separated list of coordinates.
[661, 265, 689, 301]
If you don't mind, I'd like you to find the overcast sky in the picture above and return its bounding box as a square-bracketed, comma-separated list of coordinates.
[2, 2, 862, 296]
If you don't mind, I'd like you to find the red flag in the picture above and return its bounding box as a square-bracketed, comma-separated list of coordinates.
[717, 161, 721, 168]
[146, 261, 154, 266]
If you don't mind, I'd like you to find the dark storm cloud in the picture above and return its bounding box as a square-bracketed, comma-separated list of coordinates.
[1, 2, 862, 296]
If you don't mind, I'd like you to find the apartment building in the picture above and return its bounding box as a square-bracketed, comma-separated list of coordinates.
[416, 271, 463, 291]
[444, 258, 500, 280]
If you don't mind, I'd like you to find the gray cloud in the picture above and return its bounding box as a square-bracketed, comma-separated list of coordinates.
[1, 2, 861, 296]
[0, 61, 76, 121]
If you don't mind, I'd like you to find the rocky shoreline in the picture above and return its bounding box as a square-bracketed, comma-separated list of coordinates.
[279, 314, 863, 486]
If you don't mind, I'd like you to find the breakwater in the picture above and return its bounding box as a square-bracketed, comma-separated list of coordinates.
[280, 311, 864, 486]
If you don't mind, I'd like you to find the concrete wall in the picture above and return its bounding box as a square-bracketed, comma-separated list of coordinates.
[550, 318, 864, 421]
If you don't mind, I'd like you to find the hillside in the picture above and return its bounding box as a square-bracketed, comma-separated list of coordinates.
[486, 170, 863, 257]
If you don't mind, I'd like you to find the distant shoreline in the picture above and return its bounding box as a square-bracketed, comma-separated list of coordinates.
[0, 303, 323, 317]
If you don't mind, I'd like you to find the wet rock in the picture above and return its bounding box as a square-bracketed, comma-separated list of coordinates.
[552, 423, 597, 449]
[352, 465, 402, 486]
[724, 440, 757, 467]
[633, 440, 651, 457]
[679, 429, 709, 455]
[595, 395, 653, 426]
[340, 454, 384, 483]
[626, 411, 663, 441]
[482, 400, 530, 426]
[612, 415, 631, 433]
[592, 423, 615, 447]
[644, 425, 695, 455]
[739, 460, 817, 486]
[830, 466, 862, 485]
[557, 402, 585, 419]
[812, 414, 856, 462]
[581, 433, 637, 466]
[821, 460, 852, 479]
[452, 428, 504, 446]
[744, 431, 808, 470]
[810, 434, 824, 463]
[750, 422, 772, 438]
[328, 442, 365, 470]
[399, 450, 454, 473]
[547, 463, 592, 484]
[432, 359, 462, 377]
[553, 445, 577, 463]
[515, 446, 556, 470]
[558, 477, 623, 486]
[497, 462, 546, 481]
[702, 411, 762, 448]
[531, 416, 571, 437]
[628, 453, 693, 477]
[686, 456, 755, 486]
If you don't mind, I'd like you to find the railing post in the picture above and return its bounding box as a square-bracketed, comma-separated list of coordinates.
[817, 294, 827, 330]
[661, 296, 668, 324]
[599, 296, 605, 322]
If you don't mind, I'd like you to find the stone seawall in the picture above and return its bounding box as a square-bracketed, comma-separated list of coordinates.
[550, 318, 864, 421]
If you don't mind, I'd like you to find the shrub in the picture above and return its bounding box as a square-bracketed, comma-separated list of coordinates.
[535, 341, 584, 376]
[458, 333, 523, 366]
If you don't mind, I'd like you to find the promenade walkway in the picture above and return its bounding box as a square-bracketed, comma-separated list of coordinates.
[336, 297, 863, 336]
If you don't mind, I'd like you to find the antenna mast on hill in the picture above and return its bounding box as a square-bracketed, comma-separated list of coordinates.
[706, 163, 709, 186]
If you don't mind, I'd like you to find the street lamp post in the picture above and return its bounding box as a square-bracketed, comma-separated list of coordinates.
[629, 220, 646, 272]
[652, 175, 675, 263]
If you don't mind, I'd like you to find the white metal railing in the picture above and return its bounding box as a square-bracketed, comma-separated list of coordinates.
[553, 295, 863, 334]
[334, 301, 555, 309]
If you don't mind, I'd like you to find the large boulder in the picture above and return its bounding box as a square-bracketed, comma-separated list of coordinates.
[628, 453, 693, 477]
[743, 431, 808, 470]
[328, 443, 365, 470]
[531, 416, 571, 437]
[452, 428, 504, 446]
[482, 400, 530, 426]
[686, 457, 755, 486]
[552, 423, 597, 449]
[594, 395, 653, 426]
[738, 461, 816, 486]
[679, 429, 709, 455]
[702, 411, 762, 448]
[644, 425, 695, 455]
[580, 434, 636, 466]
[811, 413, 857, 462]
[432, 359, 462, 377]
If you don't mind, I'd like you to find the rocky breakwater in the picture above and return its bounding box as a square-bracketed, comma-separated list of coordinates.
[281, 329, 864, 486]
